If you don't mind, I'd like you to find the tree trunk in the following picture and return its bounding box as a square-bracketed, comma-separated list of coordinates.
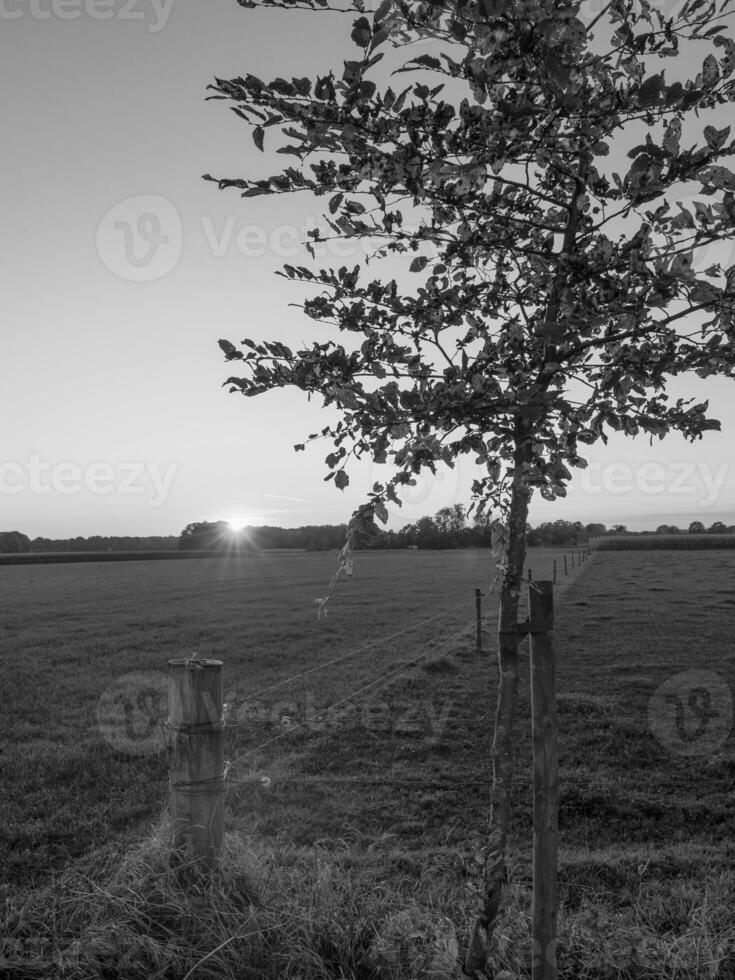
[464, 431, 532, 978]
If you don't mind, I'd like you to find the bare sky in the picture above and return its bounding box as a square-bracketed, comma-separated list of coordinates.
[2, 0, 735, 538]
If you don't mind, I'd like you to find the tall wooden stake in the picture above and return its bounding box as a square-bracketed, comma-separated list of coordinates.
[529, 582, 558, 980]
[168, 658, 224, 868]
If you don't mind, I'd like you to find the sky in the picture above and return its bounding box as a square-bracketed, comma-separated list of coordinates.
[2, 0, 735, 540]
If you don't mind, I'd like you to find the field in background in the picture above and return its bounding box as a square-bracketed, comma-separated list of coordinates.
[594, 534, 735, 549]
[2, 547, 734, 977]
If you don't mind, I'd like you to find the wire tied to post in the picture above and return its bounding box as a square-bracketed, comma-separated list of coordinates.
[165, 716, 225, 734]
[169, 771, 228, 795]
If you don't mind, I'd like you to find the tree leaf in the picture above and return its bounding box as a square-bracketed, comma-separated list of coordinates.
[703, 124, 730, 150]
[408, 54, 442, 70]
[714, 35, 735, 77]
[409, 256, 429, 273]
[350, 15, 371, 48]
[638, 73, 663, 106]
[663, 117, 681, 157]
[701, 164, 735, 190]
[701, 53, 720, 87]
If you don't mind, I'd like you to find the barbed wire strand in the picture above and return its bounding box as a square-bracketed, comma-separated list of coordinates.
[224, 614, 479, 790]
[221, 773, 477, 788]
[164, 557, 588, 792]
[223, 593, 479, 715]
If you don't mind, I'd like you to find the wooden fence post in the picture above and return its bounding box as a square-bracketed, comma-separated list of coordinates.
[168, 658, 224, 868]
[528, 581, 558, 980]
[553, 560, 557, 584]
[563, 555, 568, 576]
[475, 588, 482, 654]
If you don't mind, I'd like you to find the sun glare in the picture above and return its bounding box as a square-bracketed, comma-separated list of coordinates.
[226, 516, 251, 532]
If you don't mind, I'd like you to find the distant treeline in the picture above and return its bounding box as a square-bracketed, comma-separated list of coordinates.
[0, 532, 179, 555]
[2, 515, 733, 557]
[178, 522, 350, 551]
[179, 512, 596, 551]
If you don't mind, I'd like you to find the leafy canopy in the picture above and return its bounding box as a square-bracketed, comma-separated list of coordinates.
[206, 0, 735, 534]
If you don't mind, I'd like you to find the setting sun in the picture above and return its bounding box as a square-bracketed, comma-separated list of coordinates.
[226, 516, 251, 532]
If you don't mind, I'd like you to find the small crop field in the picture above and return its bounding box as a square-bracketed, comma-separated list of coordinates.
[1, 546, 734, 979]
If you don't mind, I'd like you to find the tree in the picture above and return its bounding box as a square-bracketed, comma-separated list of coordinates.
[178, 521, 232, 550]
[528, 518, 578, 546]
[0, 531, 31, 554]
[433, 505, 455, 535]
[434, 502, 467, 538]
[585, 522, 607, 536]
[414, 513, 441, 547]
[207, 0, 735, 971]
[689, 519, 706, 532]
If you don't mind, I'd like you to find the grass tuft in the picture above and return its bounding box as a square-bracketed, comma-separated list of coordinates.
[422, 654, 461, 674]
[1, 820, 473, 980]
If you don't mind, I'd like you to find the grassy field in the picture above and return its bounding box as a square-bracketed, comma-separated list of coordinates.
[1, 546, 734, 978]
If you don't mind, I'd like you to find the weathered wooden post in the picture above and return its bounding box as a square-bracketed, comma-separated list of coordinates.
[553, 559, 557, 584]
[475, 588, 482, 655]
[528, 581, 558, 980]
[563, 554, 568, 576]
[168, 658, 224, 868]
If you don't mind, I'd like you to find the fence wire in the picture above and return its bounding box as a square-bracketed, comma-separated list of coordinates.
[223, 614, 482, 791]
[222, 593, 479, 719]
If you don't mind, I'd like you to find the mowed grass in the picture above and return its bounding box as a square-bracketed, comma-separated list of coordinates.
[2, 546, 735, 978]
[0, 547, 509, 888]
